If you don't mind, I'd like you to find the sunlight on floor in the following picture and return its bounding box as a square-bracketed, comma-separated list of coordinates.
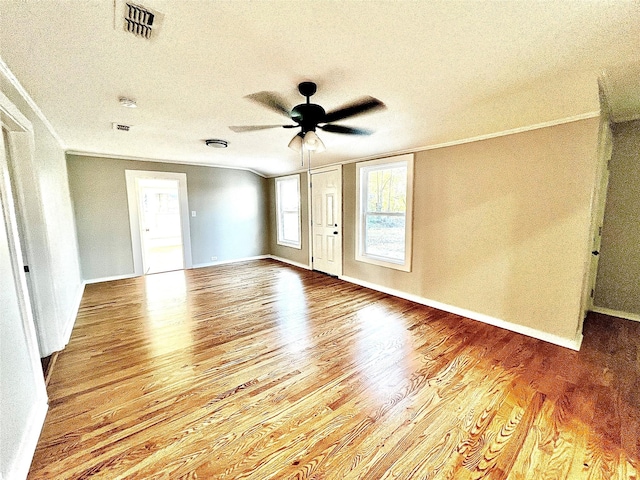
[143, 271, 194, 361]
[355, 304, 411, 401]
[275, 270, 310, 356]
[145, 244, 183, 274]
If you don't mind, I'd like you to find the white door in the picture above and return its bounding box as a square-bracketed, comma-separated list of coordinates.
[311, 166, 342, 276]
[580, 115, 613, 326]
[137, 178, 184, 274]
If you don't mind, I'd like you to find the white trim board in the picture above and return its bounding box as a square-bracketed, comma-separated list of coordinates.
[339, 275, 583, 351]
[267, 255, 311, 270]
[590, 306, 640, 323]
[0, 91, 33, 134]
[192, 255, 269, 269]
[0, 57, 65, 148]
[84, 256, 272, 284]
[84, 273, 138, 284]
[66, 150, 267, 178]
[269, 112, 600, 178]
[5, 399, 48, 480]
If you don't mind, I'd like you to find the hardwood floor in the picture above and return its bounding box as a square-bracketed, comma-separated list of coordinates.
[29, 259, 639, 479]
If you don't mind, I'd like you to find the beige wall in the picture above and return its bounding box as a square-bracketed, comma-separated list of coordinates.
[67, 154, 269, 281]
[268, 172, 310, 267]
[343, 118, 600, 342]
[594, 120, 640, 314]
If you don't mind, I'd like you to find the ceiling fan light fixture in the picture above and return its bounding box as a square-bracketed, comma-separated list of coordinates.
[288, 133, 304, 152]
[303, 131, 325, 152]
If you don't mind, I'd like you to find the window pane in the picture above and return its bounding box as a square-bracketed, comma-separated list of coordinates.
[280, 179, 299, 211]
[356, 154, 413, 271]
[365, 214, 405, 261]
[276, 175, 301, 248]
[282, 212, 299, 242]
[366, 166, 407, 213]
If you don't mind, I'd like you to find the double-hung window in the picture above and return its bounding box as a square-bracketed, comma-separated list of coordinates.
[275, 175, 301, 249]
[355, 154, 413, 271]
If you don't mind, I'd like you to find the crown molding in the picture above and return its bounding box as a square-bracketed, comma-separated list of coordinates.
[268, 111, 601, 178]
[65, 149, 267, 178]
[0, 56, 67, 148]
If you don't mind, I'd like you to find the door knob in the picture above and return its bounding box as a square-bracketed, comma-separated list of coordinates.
[333, 231, 338, 235]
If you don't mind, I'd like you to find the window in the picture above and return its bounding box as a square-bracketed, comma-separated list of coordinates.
[356, 154, 413, 271]
[276, 175, 301, 249]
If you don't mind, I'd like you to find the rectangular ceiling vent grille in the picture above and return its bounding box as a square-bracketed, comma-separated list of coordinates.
[123, 3, 159, 39]
[113, 123, 131, 132]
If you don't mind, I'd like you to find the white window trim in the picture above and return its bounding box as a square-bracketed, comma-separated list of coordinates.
[276, 174, 302, 249]
[355, 154, 414, 272]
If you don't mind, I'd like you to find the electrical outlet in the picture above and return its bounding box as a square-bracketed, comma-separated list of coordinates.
[211, 256, 217, 261]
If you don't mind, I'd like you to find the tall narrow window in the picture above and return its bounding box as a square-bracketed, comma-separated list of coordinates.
[276, 175, 301, 249]
[356, 154, 413, 271]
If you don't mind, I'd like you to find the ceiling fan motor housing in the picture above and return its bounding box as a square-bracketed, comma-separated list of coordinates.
[291, 103, 326, 133]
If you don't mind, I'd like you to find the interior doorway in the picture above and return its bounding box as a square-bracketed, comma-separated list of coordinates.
[310, 165, 342, 276]
[125, 170, 192, 276]
[138, 178, 184, 274]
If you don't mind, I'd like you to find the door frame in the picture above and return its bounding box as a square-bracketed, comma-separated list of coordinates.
[308, 164, 343, 276]
[578, 82, 614, 333]
[0, 92, 45, 386]
[125, 170, 192, 276]
[0, 89, 48, 480]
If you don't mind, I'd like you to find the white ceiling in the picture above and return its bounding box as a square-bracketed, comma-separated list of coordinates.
[1, 1, 639, 176]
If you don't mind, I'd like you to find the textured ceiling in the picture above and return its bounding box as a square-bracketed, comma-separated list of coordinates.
[1, 1, 639, 176]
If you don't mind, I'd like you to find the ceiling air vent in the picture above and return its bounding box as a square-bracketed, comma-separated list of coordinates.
[113, 123, 132, 132]
[115, 1, 163, 40]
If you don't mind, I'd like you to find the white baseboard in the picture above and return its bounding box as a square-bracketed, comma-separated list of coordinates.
[268, 255, 311, 270]
[340, 275, 583, 351]
[84, 273, 138, 284]
[192, 255, 269, 269]
[85, 256, 273, 282]
[590, 306, 640, 323]
[6, 398, 48, 480]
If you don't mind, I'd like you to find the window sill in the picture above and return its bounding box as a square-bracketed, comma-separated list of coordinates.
[355, 254, 411, 272]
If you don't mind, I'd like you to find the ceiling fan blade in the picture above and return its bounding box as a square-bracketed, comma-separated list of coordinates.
[323, 96, 385, 123]
[319, 124, 373, 135]
[229, 125, 289, 132]
[244, 91, 292, 118]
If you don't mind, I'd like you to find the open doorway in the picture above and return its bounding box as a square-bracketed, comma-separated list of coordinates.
[126, 170, 192, 276]
[138, 178, 183, 274]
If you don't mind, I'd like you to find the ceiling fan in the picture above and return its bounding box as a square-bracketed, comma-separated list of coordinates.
[229, 81, 386, 153]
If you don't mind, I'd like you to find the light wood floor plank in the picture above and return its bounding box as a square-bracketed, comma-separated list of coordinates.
[28, 259, 640, 479]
